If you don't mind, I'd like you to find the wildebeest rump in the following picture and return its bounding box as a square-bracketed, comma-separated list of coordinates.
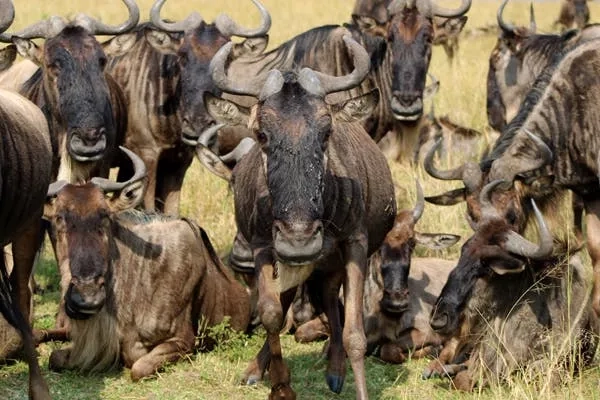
[428, 182, 598, 390]
[102, 0, 271, 214]
[206, 34, 396, 399]
[43, 147, 250, 380]
[0, 3, 53, 399]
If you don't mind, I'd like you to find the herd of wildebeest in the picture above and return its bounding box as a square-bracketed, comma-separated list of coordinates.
[1, 0, 600, 398]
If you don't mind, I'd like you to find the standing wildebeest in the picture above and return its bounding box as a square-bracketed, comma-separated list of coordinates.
[194, 0, 471, 171]
[0, 0, 138, 335]
[555, 0, 590, 32]
[0, 1, 52, 397]
[101, 0, 270, 214]
[43, 147, 250, 380]
[427, 182, 598, 390]
[206, 34, 396, 399]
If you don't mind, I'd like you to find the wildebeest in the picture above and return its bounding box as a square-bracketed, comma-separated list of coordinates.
[101, 0, 270, 214]
[295, 181, 461, 363]
[206, 34, 396, 399]
[0, 2, 53, 398]
[43, 147, 250, 380]
[554, 0, 590, 31]
[427, 182, 598, 390]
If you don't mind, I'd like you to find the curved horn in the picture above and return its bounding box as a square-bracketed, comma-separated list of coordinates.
[503, 199, 553, 259]
[412, 179, 425, 223]
[220, 137, 256, 164]
[478, 179, 505, 221]
[299, 35, 370, 96]
[0, 15, 67, 42]
[196, 123, 225, 148]
[497, 0, 516, 34]
[91, 147, 146, 193]
[210, 42, 266, 97]
[150, 0, 203, 33]
[433, 0, 471, 18]
[215, 0, 271, 38]
[529, 2, 536, 33]
[424, 138, 465, 181]
[47, 180, 69, 198]
[0, 0, 15, 35]
[76, 0, 139, 36]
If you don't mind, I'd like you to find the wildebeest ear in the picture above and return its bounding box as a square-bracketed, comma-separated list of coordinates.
[352, 15, 386, 37]
[108, 180, 145, 213]
[12, 38, 42, 65]
[423, 81, 440, 100]
[204, 92, 250, 127]
[425, 188, 467, 205]
[102, 33, 138, 57]
[144, 30, 182, 55]
[0, 45, 16, 72]
[331, 89, 379, 123]
[415, 233, 461, 249]
[233, 36, 269, 58]
[436, 16, 468, 38]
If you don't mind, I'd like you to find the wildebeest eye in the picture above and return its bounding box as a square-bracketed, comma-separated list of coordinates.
[255, 130, 268, 145]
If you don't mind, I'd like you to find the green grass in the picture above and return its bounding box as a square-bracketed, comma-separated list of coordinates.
[2, 0, 600, 399]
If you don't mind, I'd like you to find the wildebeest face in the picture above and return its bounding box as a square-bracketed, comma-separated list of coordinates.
[14, 26, 115, 162]
[46, 184, 112, 320]
[388, 9, 433, 121]
[379, 210, 459, 314]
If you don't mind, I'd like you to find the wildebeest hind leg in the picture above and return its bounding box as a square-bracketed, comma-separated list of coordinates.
[130, 339, 189, 381]
[343, 236, 369, 400]
[0, 254, 50, 400]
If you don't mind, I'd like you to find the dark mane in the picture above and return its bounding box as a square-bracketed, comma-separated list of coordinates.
[480, 42, 569, 171]
[115, 209, 179, 225]
[21, 67, 42, 95]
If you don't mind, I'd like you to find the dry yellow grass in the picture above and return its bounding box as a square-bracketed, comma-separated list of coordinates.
[1, 0, 599, 399]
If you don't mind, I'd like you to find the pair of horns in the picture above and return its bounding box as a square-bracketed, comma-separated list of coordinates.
[210, 35, 370, 99]
[150, 0, 270, 37]
[0, 0, 139, 42]
[47, 147, 146, 197]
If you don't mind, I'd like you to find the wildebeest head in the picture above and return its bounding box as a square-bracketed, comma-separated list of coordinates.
[0, 0, 139, 162]
[44, 147, 146, 319]
[352, 0, 471, 121]
[206, 35, 377, 265]
[144, 0, 270, 147]
[379, 180, 459, 314]
[429, 180, 553, 335]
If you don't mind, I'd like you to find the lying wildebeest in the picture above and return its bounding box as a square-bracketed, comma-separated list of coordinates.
[206, 34, 396, 399]
[427, 181, 599, 390]
[554, 0, 590, 32]
[0, 3, 53, 399]
[294, 181, 460, 364]
[101, 0, 270, 213]
[194, 0, 472, 170]
[44, 147, 250, 380]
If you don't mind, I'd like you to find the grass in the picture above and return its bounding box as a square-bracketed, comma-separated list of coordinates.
[2, 0, 600, 399]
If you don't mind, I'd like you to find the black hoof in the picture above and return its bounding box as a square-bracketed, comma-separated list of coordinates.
[326, 374, 345, 394]
[246, 375, 260, 386]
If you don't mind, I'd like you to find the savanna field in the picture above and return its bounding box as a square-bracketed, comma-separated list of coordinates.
[1, 0, 600, 398]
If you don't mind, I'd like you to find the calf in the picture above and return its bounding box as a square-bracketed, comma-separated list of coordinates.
[44, 147, 250, 381]
[427, 181, 599, 390]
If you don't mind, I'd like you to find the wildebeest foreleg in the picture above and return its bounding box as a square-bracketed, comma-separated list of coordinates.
[322, 270, 345, 393]
[130, 339, 189, 381]
[343, 236, 369, 400]
[0, 255, 50, 400]
[139, 149, 159, 211]
[294, 315, 329, 343]
[254, 250, 296, 399]
[422, 336, 461, 379]
[10, 218, 43, 325]
[584, 199, 600, 316]
[156, 147, 193, 215]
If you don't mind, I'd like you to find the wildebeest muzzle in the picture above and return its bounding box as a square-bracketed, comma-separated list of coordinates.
[65, 277, 106, 320]
[273, 220, 323, 265]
